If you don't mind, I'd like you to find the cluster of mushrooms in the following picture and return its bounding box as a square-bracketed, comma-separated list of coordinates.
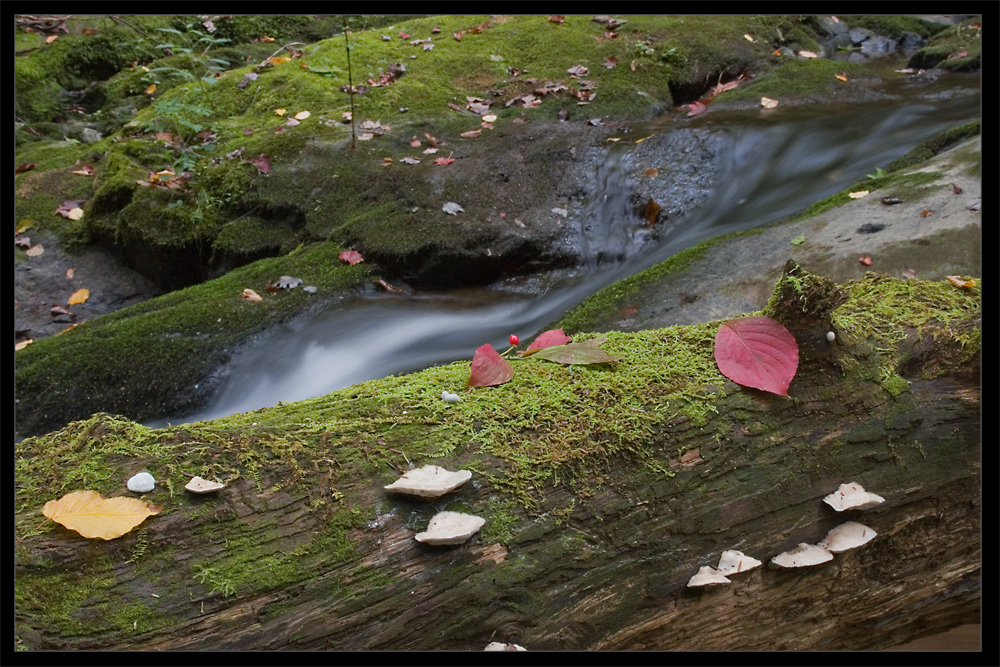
[383, 464, 485, 546]
[687, 481, 884, 588]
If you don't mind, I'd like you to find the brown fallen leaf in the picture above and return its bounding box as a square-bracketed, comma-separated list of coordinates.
[643, 167, 658, 178]
[43, 490, 162, 540]
[644, 198, 661, 226]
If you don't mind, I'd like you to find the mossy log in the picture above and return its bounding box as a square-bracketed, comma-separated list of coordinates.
[14, 262, 981, 651]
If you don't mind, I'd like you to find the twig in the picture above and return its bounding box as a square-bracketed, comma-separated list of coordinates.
[109, 15, 149, 39]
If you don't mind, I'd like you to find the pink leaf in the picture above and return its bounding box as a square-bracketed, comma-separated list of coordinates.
[714, 316, 798, 396]
[687, 101, 707, 117]
[468, 344, 514, 387]
[522, 329, 572, 355]
[338, 250, 364, 265]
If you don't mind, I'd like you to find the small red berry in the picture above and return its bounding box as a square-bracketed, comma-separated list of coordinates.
[509, 334, 519, 346]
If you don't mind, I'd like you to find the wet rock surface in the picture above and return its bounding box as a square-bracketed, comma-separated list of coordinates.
[564, 135, 981, 334]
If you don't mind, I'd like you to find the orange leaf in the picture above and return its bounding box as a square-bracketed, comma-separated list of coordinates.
[67, 288, 90, 305]
[43, 490, 162, 540]
[835, 73, 848, 81]
[145, 83, 156, 95]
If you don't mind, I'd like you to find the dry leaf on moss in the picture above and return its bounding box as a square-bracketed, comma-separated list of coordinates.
[43, 490, 162, 540]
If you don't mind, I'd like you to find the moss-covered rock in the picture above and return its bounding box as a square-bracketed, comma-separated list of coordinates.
[906, 17, 982, 71]
[14, 242, 373, 437]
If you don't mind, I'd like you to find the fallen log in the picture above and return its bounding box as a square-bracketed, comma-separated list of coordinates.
[14, 262, 981, 651]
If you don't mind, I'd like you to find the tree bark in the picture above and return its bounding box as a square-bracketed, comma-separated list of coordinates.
[14, 263, 981, 651]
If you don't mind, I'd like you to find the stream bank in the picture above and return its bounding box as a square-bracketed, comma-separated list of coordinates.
[14, 15, 981, 437]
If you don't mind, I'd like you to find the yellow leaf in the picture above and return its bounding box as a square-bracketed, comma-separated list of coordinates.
[760, 97, 779, 109]
[835, 73, 848, 82]
[267, 56, 290, 66]
[67, 207, 84, 220]
[146, 83, 157, 95]
[798, 50, 818, 59]
[17, 219, 35, 234]
[744, 34, 755, 42]
[68, 288, 90, 305]
[15, 339, 33, 351]
[946, 275, 976, 289]
[848, 190, 870, 199]
[275, 108, 286, 116]
[241, 288, 263, 301]
[43, 490, 162, 540]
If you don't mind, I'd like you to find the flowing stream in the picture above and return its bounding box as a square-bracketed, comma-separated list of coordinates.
[154, 74, 980, 427]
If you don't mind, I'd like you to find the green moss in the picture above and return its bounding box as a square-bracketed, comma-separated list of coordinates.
[719, 57, 875, 105]
[14, 57, 65, 123]
[839, 15, 948, 41]
[886, 120, 981, 173]
[906, 17, 982, 71]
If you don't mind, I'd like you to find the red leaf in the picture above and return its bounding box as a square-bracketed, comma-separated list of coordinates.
[468, 344, 514, 387]
[434, 157, 454, 166]
[338, 250, 364, 265]
[858, 256, 872, 266]
[525, 329, 572, 352]
[714, 316, 798, 396]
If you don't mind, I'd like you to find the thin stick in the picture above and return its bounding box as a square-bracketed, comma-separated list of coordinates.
[343, 17, 356, 149]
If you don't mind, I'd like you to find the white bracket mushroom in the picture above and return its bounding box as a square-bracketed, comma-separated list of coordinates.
[717, 549, 763, 575]
[484, 642, 527, 651]
[823, 482, 884, 511]
[687, 566, 731, 587]
[415, 511, 485, 545]
[185, 476, 226, 494]
[819, 521, 877, 552]
[769, 543, 833, 568]
[384, 465, 472, 499]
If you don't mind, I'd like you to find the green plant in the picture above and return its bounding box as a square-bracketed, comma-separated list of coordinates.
[151, 25, 231, 113]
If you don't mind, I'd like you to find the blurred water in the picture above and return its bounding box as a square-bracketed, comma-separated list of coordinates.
[154, 80, 980, 427]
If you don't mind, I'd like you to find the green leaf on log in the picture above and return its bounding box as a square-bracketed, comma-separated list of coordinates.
[529, 337, 622, 365]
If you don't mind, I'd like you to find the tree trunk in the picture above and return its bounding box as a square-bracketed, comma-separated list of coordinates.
[14, 263, 981, 651]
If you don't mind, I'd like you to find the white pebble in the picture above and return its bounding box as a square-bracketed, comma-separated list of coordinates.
[826, 331, 836, 342]
[441, 391, 461, 403]
[127, 472, 156, 493]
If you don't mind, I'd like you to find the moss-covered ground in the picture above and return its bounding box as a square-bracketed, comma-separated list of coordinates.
[19, 14, 968, 435]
